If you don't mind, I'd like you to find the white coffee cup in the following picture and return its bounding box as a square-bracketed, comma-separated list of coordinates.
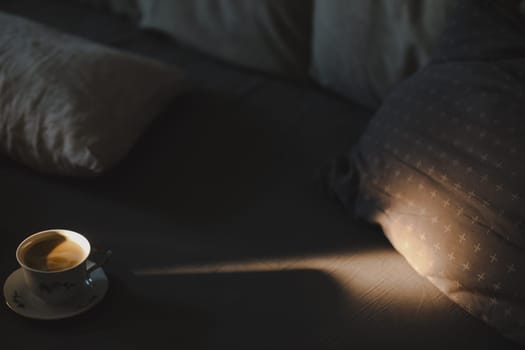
[16, 229, 110, 305]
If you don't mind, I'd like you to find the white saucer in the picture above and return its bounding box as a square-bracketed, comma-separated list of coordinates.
[3, 260, 108, 320]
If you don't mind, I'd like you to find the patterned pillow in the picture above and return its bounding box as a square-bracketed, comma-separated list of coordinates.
[343, 0, 525, 344]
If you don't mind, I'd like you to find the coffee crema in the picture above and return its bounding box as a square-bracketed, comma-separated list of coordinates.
[21, 233, 85, 271]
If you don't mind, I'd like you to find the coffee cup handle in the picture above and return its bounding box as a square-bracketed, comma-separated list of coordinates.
[87, 248, 112, 274]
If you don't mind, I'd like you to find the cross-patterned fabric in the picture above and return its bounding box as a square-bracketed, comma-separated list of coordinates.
[349, 0, 525, 344]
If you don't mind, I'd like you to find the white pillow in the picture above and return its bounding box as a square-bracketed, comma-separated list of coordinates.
[0, 12, 182, 176]
[311, 0, 455, 108]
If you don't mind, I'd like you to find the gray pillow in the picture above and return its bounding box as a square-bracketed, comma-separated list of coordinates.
[138, 0, 312, 77]
[333, 0, 525, 344]
[311, 0, 455, 108]
[0, 12, 182, 177]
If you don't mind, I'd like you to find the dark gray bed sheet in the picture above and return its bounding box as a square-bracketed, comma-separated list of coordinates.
[0, 1, 521, 349]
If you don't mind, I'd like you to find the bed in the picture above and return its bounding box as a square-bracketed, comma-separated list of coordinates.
[0, 1, 520, 348]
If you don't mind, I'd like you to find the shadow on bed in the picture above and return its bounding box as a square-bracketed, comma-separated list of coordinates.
[3, 263, 517, 350]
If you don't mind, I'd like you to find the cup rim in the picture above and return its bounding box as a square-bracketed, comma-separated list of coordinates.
[16, 229, 91, 274]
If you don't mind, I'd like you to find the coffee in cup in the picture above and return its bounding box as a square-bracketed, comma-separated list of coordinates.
[19, 231, 86, 272]
[16, 229, 109, 305]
